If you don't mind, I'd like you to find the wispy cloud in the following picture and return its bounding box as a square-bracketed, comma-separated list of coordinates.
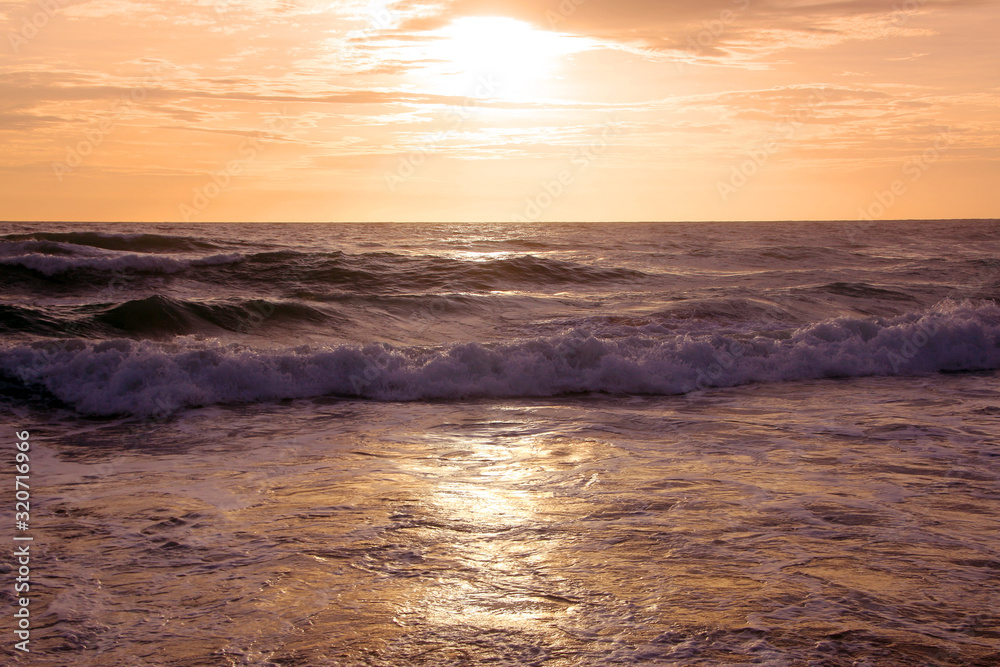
[0, 0, 996, 221]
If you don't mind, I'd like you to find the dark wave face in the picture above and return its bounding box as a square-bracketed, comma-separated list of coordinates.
[1, 219, 998, 416]
[2, 301, 998, 417]
[0, 245, 648, 293]
[3, 230, 223, 253]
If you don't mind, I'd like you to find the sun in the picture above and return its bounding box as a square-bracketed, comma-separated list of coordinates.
[422, 16, 588, 99]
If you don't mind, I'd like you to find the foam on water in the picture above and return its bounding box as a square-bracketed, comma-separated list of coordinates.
[22, 375, 1000, 665]
[0, 249, 245, 276]
[2, 300, 997, 417]
[5, 221, 1000, 666]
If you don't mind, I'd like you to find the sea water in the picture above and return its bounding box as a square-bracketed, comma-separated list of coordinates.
[1, 220, 998, 665]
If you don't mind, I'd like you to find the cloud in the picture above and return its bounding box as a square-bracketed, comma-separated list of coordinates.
[0, 111, 68, 129]
[0, 0, 995, 222]
[391, 0, 989, 65]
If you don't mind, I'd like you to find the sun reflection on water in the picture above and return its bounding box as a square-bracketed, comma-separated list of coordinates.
[391, 433, 572, 631]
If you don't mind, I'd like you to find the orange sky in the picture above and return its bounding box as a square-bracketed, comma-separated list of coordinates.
[1, 0, 997, 222]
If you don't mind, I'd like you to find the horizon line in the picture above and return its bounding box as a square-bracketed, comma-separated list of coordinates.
[2, 218, 998, 225]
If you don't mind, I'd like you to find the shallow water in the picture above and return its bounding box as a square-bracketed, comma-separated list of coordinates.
[3, 220, 999, 664]
[8, 371, 1000, 666]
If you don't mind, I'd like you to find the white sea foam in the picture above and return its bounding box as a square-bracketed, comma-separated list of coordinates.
[0, 251, 244, 275]
[2, 301, 997, 417]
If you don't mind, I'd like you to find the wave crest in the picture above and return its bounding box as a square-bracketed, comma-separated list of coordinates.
[0, 251, 244, 277]
[2, 301, 997, 418]
[2, 231, 220, 253]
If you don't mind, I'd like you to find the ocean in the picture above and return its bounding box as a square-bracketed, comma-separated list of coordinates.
[1, 220, 999, 666]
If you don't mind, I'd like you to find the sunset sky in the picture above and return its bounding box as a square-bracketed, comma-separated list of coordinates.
[1, 0, 997, 222]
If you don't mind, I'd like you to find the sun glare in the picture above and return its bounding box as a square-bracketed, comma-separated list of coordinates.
[422, 17, 588, 99]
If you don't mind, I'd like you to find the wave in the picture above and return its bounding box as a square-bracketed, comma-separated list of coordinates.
[0, 296, 332, 337]
[0, 241, 644, 292]
[650, 297, 798, 324]
[0, 251, 244, 277]
[236, 251, 648, 291]
[808, 281, 919, 301]
[2, 301, 997, 418]
[96, 295, 332, 336]
[1, 231, 221, 253]
[0, 304, 65, 336]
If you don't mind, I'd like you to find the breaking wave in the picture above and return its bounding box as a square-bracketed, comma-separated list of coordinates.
[2, 301, 997, 418]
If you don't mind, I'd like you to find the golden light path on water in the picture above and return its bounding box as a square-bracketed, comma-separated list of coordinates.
[23, 373, 1000, 666]
[401, 462, 548, 631]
